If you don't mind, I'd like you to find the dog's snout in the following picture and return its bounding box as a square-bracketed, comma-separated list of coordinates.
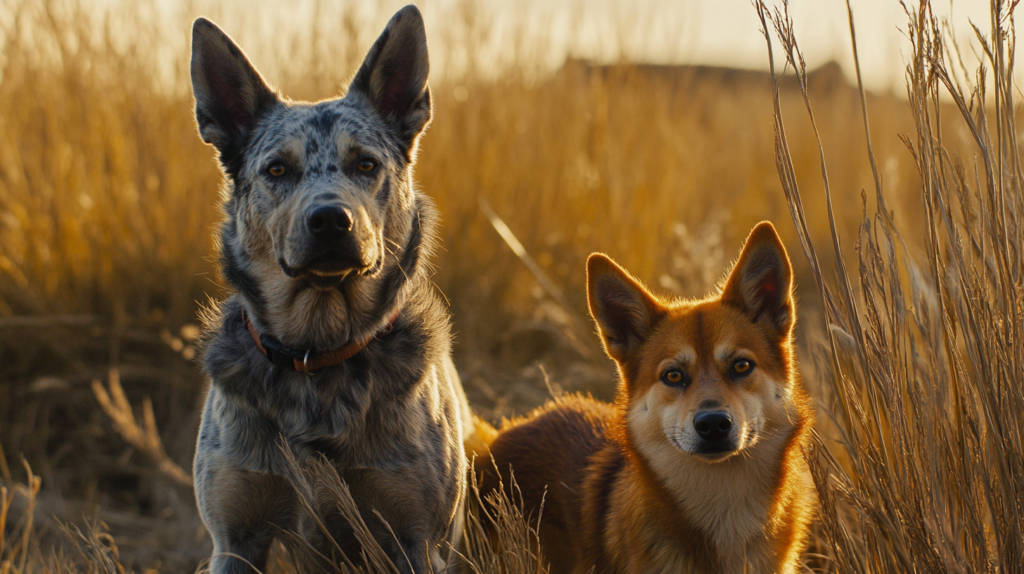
[307, 205, 353, 237]
[698, 399, 722, 410]
[693, 411, 732, 442]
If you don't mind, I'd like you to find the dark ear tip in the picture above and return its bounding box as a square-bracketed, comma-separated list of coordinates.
[394, 4, 425, 22]
[586, 253, 617, 278]
[192, 17, 215, 35]
[746, 221, 788, 255]
[747, 220, 780, 243]
[388, 5, 427, 38]
[191, 18, 230, 53]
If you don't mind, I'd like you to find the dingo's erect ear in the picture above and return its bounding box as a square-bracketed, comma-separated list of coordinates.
[587, 254, 665, 364]
[349, 5, 431, 156]
[721, 221, 794, 335]
[190, 18, 278, 169]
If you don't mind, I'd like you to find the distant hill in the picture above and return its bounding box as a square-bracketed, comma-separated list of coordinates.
[559, 59, 851, 93]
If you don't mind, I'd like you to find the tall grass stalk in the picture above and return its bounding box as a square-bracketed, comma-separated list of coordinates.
[760, 0, 1024, 570]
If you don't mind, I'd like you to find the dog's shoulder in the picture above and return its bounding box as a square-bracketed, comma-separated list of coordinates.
[198, 296, 270, 398]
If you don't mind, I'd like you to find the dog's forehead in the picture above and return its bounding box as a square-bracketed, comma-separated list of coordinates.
[656, 302, 763, 361]
[660, 300, 789, 376]
[247, 100, 395, 164]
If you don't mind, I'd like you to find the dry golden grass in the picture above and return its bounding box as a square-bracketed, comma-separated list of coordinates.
[0, 457, 545, 574]
[761, 0, 1024, 570]
[2, 0, 1021, 571]
[0, 0, 918, 330]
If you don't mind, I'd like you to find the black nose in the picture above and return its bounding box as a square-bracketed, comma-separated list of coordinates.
[307, 206, 353, 238]
[694, 412, 733, 442]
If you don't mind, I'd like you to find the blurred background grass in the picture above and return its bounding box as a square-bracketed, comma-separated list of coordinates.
[0, 0, 992, 570]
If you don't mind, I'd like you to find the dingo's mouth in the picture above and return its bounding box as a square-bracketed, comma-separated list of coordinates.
[692, 442, 739, 462]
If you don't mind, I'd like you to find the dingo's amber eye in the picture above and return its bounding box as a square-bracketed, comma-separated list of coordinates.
[358, 158, 377, 172]
[268, 162, 286, 177]
[662, 369, 686, 386]
[733, 359, 753, 375]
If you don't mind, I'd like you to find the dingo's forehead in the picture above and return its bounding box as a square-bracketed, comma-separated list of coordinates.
[631, 298, 791, 393]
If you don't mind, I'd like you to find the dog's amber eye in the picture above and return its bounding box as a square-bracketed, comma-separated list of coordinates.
[733, 359, 753, 375]
[268, 162, 286, 177]
[357, 158, 377, 172]
[662, 369, 686, 386]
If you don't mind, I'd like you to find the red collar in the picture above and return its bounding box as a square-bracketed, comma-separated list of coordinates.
[241, 307, 400, 373]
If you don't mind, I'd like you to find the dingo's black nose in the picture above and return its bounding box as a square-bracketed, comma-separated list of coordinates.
[694, 412, 732, 441]
[308, 206, 353, 237]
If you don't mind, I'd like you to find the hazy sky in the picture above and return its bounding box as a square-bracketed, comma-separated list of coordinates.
[464, 0, 995, 91]
[142, 0, 1002, 92]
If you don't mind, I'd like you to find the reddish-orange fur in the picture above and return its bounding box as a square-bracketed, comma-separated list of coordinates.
[480, 222, 815, 574]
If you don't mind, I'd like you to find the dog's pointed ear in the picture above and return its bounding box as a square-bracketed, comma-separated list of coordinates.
[721, 222, 794, 335]
[190, 18, 278, 164]
[587, 254, 666, 364]
[349, 5, 431, 156]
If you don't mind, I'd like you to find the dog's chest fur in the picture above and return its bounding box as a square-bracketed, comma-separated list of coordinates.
[201, 289, 455, 475]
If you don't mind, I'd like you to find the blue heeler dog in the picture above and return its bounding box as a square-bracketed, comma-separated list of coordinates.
[190, 6, 471, 573]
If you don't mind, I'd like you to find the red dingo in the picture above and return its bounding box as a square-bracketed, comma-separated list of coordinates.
[481, 222, 815, 574]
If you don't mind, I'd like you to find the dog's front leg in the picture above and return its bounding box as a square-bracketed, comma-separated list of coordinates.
[195, 431, 298, 573]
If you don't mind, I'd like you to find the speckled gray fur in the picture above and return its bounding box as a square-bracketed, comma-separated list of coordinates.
[189, 6, 470, 573]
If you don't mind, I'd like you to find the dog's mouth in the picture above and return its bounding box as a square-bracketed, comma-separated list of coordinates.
[667, 430, 741, 462]
[279, 251, 383, 289]
[666, 432, 738, 462]
[307, 251, 366, 275]
[692, 441, 740, 462]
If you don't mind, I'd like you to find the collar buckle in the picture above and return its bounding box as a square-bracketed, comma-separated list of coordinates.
[259, 334, 305, 370]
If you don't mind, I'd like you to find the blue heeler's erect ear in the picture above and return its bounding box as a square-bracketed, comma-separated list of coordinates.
[190, 18, 278, 170]
[349, 5, 432, 157]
